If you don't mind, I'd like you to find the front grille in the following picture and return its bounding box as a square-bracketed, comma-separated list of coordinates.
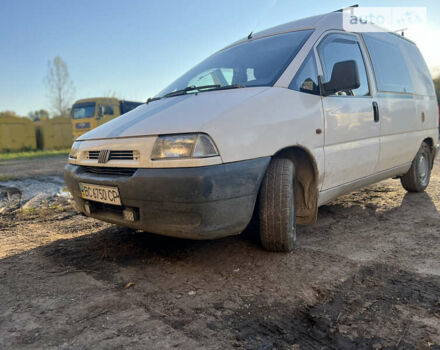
[88, 151, 99, 160]
[81, 166, 137, 177]
[109, 150, 134, 160]
[87, 150, 136, 161]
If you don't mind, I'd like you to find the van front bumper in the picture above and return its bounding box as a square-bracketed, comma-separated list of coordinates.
[64, 157, 270, 239]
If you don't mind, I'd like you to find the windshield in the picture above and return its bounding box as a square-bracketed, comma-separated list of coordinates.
[72, 103, 96, 119]
[157, 30, 313, 97]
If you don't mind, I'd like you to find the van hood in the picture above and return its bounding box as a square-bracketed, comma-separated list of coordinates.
[77, 87, 269, 140]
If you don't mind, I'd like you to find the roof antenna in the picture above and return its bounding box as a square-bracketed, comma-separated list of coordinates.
[247, 0, 277, 40]
[334, 4, 359, 12]
[394, 27, 408, 36]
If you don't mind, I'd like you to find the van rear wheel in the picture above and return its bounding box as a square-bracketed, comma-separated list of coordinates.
[400, 142, 432, 192]
[259, 158, 296, 252]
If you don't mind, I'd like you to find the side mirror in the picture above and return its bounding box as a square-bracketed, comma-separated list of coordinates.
[321, 60, 360, 96]
[97, 106, 104, 118]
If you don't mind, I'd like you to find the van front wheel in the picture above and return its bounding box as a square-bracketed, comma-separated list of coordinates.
[259, 158, 296, 252]
[401, 142, 432, 192]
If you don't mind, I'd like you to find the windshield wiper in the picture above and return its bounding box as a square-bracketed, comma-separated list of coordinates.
[155, 84, 245, 101]
[207, 84, 244, 91]
[146, 96, 162, 104]
[164, 85, 221, 98]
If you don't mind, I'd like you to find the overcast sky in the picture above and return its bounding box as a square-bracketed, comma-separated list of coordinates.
[1, 0, 440, 116]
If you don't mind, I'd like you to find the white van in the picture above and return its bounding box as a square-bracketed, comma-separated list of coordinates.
[65, 10, 439, 251]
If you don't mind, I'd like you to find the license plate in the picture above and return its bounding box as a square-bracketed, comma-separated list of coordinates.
[79, 183, 121, 205]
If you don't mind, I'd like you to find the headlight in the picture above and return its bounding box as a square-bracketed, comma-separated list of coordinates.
[151, 134, 218, 160]
[69, 142, 80, 159]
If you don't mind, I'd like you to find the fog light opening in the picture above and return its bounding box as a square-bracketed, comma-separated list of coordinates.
[123, 207, 138, 222]
[84, 201, 92, 215]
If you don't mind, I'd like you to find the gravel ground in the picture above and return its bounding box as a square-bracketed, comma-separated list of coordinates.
[0, 156, 439, 349]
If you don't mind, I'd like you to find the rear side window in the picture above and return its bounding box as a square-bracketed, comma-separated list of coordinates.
[289, 52, 320, 95]
[317, 33, 370, 97]
[401, 41, 435, 96]
[363, 33, 414, 94]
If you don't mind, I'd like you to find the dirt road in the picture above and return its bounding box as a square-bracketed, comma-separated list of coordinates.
[0, 156, 439, 349]
[0, 154, 67, 179]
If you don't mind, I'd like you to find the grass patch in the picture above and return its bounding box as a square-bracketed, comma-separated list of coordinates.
[0, 149, 69, 161]
[0, 175, 18, 181]
[18, 200, 73, 217]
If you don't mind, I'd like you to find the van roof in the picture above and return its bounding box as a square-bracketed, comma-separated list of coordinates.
[227, 10, 415, 49]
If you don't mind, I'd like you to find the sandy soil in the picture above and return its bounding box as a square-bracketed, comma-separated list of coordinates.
[0, 157, 439, 349]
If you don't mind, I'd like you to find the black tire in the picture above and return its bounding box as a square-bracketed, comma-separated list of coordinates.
[259, 158, 296, 252]
[400, 142, 432, 192]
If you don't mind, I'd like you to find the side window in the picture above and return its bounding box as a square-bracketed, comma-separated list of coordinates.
[401, 41, 434, 96]
[101, 105, 114, 115]
[289, 52, 319, 95]
[318, 34, 370, 97]
[363, 33, 414, 94]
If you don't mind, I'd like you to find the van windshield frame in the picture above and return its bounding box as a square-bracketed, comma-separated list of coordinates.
[157, 29, 314, 98]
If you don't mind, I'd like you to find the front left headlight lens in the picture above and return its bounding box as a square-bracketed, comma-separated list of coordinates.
[69, 142, 80, 159]
[151, 133, 218, 160]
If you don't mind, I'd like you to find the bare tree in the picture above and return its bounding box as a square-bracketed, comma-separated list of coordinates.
[45, 56, 75, 117]
[103, 90, 118, 98]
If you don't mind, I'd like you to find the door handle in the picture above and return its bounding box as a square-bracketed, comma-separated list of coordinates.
[373, 102, 379, 123]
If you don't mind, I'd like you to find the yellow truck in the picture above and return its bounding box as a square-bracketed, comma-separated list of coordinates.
[71, 97, 142, 140]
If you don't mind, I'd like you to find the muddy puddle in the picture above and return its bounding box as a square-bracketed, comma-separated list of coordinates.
[0, 175, 69, 212]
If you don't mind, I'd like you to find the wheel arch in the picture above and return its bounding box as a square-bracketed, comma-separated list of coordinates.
[422, 137, 435, 168]
[423, 137, 433, 148]
[272, 145, 320, 225]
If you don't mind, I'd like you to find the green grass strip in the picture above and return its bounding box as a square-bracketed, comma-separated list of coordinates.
[0, 149, 69, 161]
